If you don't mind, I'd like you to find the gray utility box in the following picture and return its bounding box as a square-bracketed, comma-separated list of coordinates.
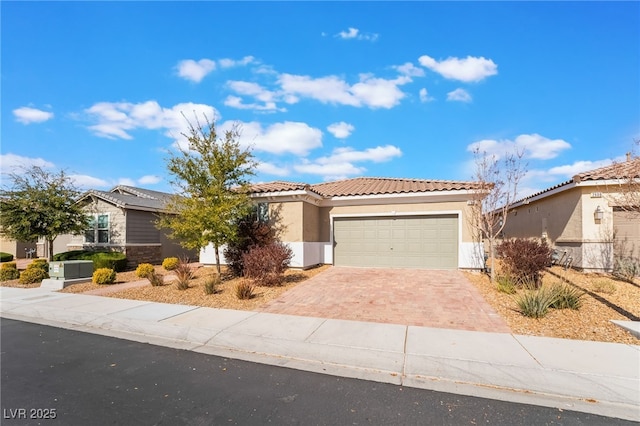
[49, 260, 94, 280]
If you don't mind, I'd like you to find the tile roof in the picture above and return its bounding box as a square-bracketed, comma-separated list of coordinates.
[251, 177, 481, 198]
[573, 157, 640, 182]
[515, 157, 640, 204]
[249, 181, 311, 194]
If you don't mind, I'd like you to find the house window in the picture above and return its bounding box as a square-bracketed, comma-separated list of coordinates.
[252, 203, 269, 223]
[85, 214, 110, 244]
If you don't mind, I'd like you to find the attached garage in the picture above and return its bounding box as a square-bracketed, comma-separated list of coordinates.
[333, 214, 459, 269]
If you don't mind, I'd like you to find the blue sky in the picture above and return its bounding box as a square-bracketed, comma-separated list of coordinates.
[2, 1, 639, 197]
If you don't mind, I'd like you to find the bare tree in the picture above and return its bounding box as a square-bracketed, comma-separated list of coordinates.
[605, 141, 640, 212]
[469, 148, 527, 283]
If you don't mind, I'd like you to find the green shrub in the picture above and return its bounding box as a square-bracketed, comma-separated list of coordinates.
[497, 238, 553, 286]
[27, 259, 49, 272]
[549, 282, 584, 310]
[174, 258, 193, 290]
[91, 253, 127, 272]
[0, 268, 20, 281]
[235, 279, 255, 300]
[162, 257, 179, 271]
[514, 286, 557, 318]
[496, 275, 516, 294]
[147, 271, 165, 287]
[1, 261, 17, 270]
[204, 275, 220, 295]
[19, 267, 48, 284]
[136, 263, 155, 278]
[52, 250, 127, 272]
[0, 252, 14, 262]
[92, 268, 116, 284]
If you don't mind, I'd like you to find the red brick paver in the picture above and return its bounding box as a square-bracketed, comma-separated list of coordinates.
[258, 267, 510, 333]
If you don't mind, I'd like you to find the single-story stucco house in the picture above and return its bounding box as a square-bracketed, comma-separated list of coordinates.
[501, 157, 640, 272]
[40, 185, 197, 266]
[200, 177, 486, 270]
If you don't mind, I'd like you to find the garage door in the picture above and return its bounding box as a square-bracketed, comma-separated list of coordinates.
[333, 215, 458, 269]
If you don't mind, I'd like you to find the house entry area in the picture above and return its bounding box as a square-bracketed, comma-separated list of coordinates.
[333, 214, 459, 269]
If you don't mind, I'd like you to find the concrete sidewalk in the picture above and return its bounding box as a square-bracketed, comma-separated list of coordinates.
[1, 286, 638, 422]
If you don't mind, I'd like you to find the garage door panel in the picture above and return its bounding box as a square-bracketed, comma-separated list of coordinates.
[334, 215, 458, 269]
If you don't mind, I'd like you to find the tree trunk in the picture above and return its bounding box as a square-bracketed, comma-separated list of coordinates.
[214, 244, 221, 275]
[489, 238, 496, 283]
[47, 238, 54, 262]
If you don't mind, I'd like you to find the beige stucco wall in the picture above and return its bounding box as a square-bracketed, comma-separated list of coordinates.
[0, 236, 36, 258]
[269, 200, 473, 243]
[502, 189, 583, 243]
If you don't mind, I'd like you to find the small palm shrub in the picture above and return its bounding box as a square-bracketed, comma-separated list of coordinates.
[174, 258, 193, 290]
[235, 279, 255, 300]
[162, 257, 180, 271]
[0, 263, 20, 281]
[514, 286, 557, 318]
[549, 282, 584, 310]
[204, 275, 220, 295]
[136, 263, 155, 278]
[497, 238, 553, 287]
[242, 242, 293, 287]
[147, 271, 165, 287]
[93, 268, 116, 284]
[496, 275, 516, 294]
[0, 252, 14, 262]
[19, 267, 48, 284]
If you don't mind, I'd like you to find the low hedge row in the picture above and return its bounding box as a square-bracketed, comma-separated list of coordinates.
[52, 250, 127, 272]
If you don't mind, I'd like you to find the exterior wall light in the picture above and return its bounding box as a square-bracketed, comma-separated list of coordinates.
[594, 206, 604, 222]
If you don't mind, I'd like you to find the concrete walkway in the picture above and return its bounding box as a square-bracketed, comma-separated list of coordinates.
[0, 286, 638, 422]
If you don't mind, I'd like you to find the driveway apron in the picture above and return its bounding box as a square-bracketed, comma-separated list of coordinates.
[258, 267, 510, 333]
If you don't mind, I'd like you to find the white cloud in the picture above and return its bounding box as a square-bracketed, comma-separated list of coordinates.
[294, 145, 402, 180]
[394, 62, 425, 77]
[336, 27, 379, 41]
[418, 55, 498, 82]
[85, 100, 219, 148]
[218, 56, 255, 68]
[447, 88, 472, 103]
[176, 59, 216, 83]
[224, 96, 283, 112]
[69, 174, 110, 189]
[327, 122, 355, 139]
[220, 121, 323, 156]
[225, 81, 287, 112]
[0, 153, 54, 172]
[138, 175, 161, 185]
[13, 107, 54, 124]
[419, 88, 434, 103]
[256, 161, 290, 177]
[466, 133, 572, 161]
[278, 73, 408, 109]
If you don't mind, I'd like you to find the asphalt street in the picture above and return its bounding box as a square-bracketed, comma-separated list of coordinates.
[1, 319, 634, 426]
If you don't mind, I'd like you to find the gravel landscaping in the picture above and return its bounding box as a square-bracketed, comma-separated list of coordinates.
[2, 262, 638, 344]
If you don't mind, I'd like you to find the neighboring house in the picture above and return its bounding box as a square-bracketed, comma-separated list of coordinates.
[200, 177, 485, 270]
[0, 235, 36, 259]
[501, 157, 640, 272]
[41, 185, 197, 266]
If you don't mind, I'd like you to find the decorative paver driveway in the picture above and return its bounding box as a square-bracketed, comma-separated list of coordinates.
[258, 267, 510, 333]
